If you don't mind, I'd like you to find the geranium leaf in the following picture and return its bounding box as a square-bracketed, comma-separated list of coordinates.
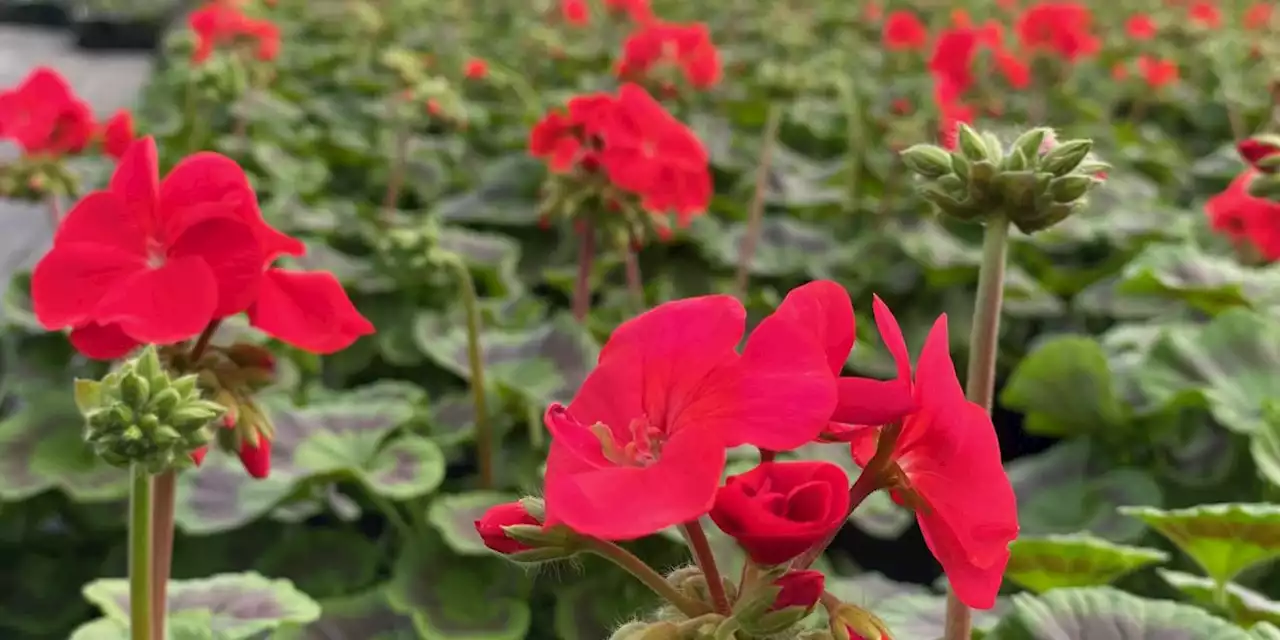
[1251, 404, 1280, 490]
[0, 386, 128, 502]
[414, 312, 598, 406]
[359, 435, 446, 500]
[82, 572, 320, 638]
[553, 566, 660, 640]
[986, 587, 1251, 639]
[1007, 440, 1162, 542]
[825, 573, 932, 608]
[437, 226, 522, 297]
[273, 589, 418, 639]
[433, 154, 545, 226]
[1118, 244, 1280, 314]
[1158, 569, 1280, 627]
[426, 491, 518, 555]
[257, 530, 382, 600]
[70, 612, 216, 640]
[873, 594, 1006, 639]
[176, 382, 422, 533]
[1006, 533, 1170, 593]
[1119, 504, 1280, 583]
[1001, 335, 1127, 437]
[1253, 623, 1280, 639]
[691, 215, 841, 279]
[387, 537, 532, 640]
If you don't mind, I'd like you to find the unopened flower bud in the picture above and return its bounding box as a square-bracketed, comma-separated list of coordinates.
[1247, 171, 1280, 201]
[476, 501, 542, 554]
[955, 123, 989, 162]
[1049, 175, 1097, 203]
[900, 144, 952, 178]
[1238, 134, 1280, 173]
[474, 500, 581, 563]
[771, 570, 824, 612]
[831, 603, 892, 640]
[608, 621, 681, 640]
[1039, 139, 1093, 176]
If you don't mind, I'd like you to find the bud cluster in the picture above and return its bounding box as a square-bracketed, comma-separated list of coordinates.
[900, 124, 1109, 233]
[1239, 134, 1280, 202]
[77, 346, 225, 473]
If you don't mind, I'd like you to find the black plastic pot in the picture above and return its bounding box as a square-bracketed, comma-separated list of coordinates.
[67, 0, 181, 51]
[0, 0, 70, 25]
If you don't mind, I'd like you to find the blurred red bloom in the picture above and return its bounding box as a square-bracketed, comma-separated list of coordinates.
[1238, 137, 1280, 171]
[883, 11, 929, 51]
[1137, 56, 1178, 89]
[189, 2, 280, 63]
[100, 109, 134, 160]
[560, 0, 589, 25]
[617, 22, 721, 91]
[1125, 14, 1157, 39]
[1188, 0, 1221, 27]
[541, 294, 836, 539]
[929, 28, 981, 95]
[992, 48, 1031, 89]
[1014, 1, 1099, 61]
[932, 79, 975, 149]
[464, 57, 489, 79]
[0, 67, 94, 157]
[1207, 170, 1280, 259]
[236, 433, 271, 478]
[847, 303, 1018, 610]
[1245, 2, 1272, 29]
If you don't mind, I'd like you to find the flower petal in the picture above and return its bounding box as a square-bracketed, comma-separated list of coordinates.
[52, 191, 146, 255]
[871, 295, 912, 383]
[769, 280, 855, 375]
[918, 509, 1010, 610]
[167, 211, 263, 317]
[68, 322, 140, 360]
[831, 377, 915, 427]
[95, 256, 219, 344]
[247, 269, 374, 354]
[106, 137, 159, 237]
[31, 243, 145, 329]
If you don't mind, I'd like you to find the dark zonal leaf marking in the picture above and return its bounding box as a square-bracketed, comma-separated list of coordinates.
[986, 587, 1253, 640]
[690, 215, 838, 278]
[257, 530, 382, 600]
[1006, 534, 1170, 593]
[274, 589, 418, 640]
[360, 435, 446, 500]
[388, 539, 531, 640]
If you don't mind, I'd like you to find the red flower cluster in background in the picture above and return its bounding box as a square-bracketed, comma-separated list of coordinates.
[1013, 2, 1099, 62]
[529, 83, 712, 232]
[189, 1, 281, 63]
[557, 0, 653, 26]
[31, 137, 373, 360]
[616, 22, 721, 92]
[1207, 170, 1280, 260]
[100, 110, 135, 160]
[483, 281, 1018, 610]
[0, 67, 95, 157]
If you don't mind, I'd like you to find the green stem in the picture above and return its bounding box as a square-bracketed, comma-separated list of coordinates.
[732, 104, 782, 300]
[572, 222, 596, 323]
[363, 481, 414, 537]
[619, 234, 644, 314]
[129, 465, 154, 640]
[945, 216, 1010, 640]
[150, 471, 177, 640]
[792, 455, 888, 570]
[452, 258, 494, 489]
[681, 521, 731, 615]
[582, 537, 709, 619]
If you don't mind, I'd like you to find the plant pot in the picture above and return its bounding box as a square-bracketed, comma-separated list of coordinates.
[68, 0, 179, 51]
[0, 0, 70, 26]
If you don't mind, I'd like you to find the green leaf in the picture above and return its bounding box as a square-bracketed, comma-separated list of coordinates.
[387, 537, 532, 640]
[427, 491, 519, 555]
[433, 154, 545, 226]
[1007, 440, 1163, 542]
[1158, 569, 1280, 627]
[83, 572, 321, 638]
[437, 226, 522, 298]
[1135, 309, 1280, 434]
[690, 215, 841, 279]
[1006, 534, 1170, 593]
[359, 435, 446, 500]
[825, 573, 932, 607]
[873, 594, 1005, 638]
[415, 312, 598, 405]
[426, 392, 505, 447]
[987, 587, 1251, 639]
[1253, 623, 1280, 639]
[0, 387, 129, 502]
[1120, 504, 1280, 583]
[70, 611, 217, 640]
[1001, 336, 1126, 437]
[553, 569, 660, 640]
[1, 271, 43, 331]
[273, 589, 418, 639]
[176, 383, 422, 533]
[1251, 404, 1280, 489]
[1118, 244, 1280, 314]
[257, 530, 382, 600]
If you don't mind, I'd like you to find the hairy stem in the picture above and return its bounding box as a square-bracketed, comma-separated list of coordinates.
[129, 465, 154, 640]
[732, 105, 782, 299]
[150, 471, 176, 640]
[45, 192, 61, 231]
[582, 537, 709, 618]
[682, 521, 731, 615]
[944, 216, 1010, 640]
[621, 234, 644, 314]
[452, 258, 494, 489]
[572, 222, 595, 322]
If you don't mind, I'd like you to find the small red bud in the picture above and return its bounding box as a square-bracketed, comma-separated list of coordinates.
[475, 502, 541, 554]
[771, 570, 825, 612]
[237, 435, 271, 478]
[190, 446, 208, 467]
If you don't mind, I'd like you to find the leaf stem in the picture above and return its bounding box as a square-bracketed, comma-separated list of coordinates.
[681, 521, 732, 615]
[129, 464, 154, 640]
[572, 222, 595, 322]
[451, 257, 494, 489]
[150, 471, 177, 640]
[581, 537, 709, 619]
[945, 215, 1010, 640]
[733, 104, 782, 300]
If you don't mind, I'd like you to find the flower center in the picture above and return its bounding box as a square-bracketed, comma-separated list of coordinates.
[146, 238, 166, 269]
[590, 415, 664, 467]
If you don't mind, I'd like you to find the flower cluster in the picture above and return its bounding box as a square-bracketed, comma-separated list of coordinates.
[530, 83, 712, 241]
[476, 281, 1019, 635]
[189, 0, 281, 64]
[1206, 136, 1280, 260]
[558, 0, 654, 27]
[616, 21, 721, 93]
[30, 137, 374, 359]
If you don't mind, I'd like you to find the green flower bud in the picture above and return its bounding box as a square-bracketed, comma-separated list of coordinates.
[1049, 175, 1097, 203]
[78, 345, 227, 472]
[1010, 127, 1051, 162]
[1040, 139, 1093, 176]
[900, 144, 952, 178]
[608, 621, 681, 640]
[1247, 172, 1280, 201]
[955, 123, 989, 162]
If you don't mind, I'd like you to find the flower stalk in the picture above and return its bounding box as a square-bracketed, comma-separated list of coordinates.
[129, 464, 154, 640]
[149, 471, 176, 640]
[682, 521, 731, 615]
[733, 104, 782, 300]
[573, 222, 596, 322]
[581, 536, 708, 618]
[452, 258, 494, 489]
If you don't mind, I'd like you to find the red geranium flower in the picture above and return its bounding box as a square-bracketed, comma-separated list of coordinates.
[1207, 170, 1280, 259]
[711, 460, 851, 565]
[1245, 2, 1272, 29]
[464, 57, 489, 79]
[476, 502, 542, 554]
[100, 109, 135, 160]
[883, 11, 929, 51]
[1188, 0, 1221, 27]
[616, 22, 722, 91]
[1137, 56, 1179, 89]
[0, 67, 94, 157]
[929, 28, 982, 95]
[1125, 14, 1157, 39]
[189, 2, 280, 63]
[1014, 1, 1099, 61]
[541, 294, 836, 539]
[560, 0, 589, 25]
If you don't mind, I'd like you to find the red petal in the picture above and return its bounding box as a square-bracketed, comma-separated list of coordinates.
[31, 244, 145, 329]
[69, 322, 139, 360]
[237, 436, 271, 478]
[158, 152, 304, 259]
[726, 310, 838, 450]
[872, 295, 912, 382]
[247, 269, 374, 354]
[53, 191, 147, 255]
[543, 415, 726, 539]
[95, 256, 219, 344]
[769, 280, 855, 375]
[919, 509, 1010, 609]
[190, 446, 208, 467]
[167, 212, 263, 317]
[107, 137, 159, 237]
[832, 377, 915, 427]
